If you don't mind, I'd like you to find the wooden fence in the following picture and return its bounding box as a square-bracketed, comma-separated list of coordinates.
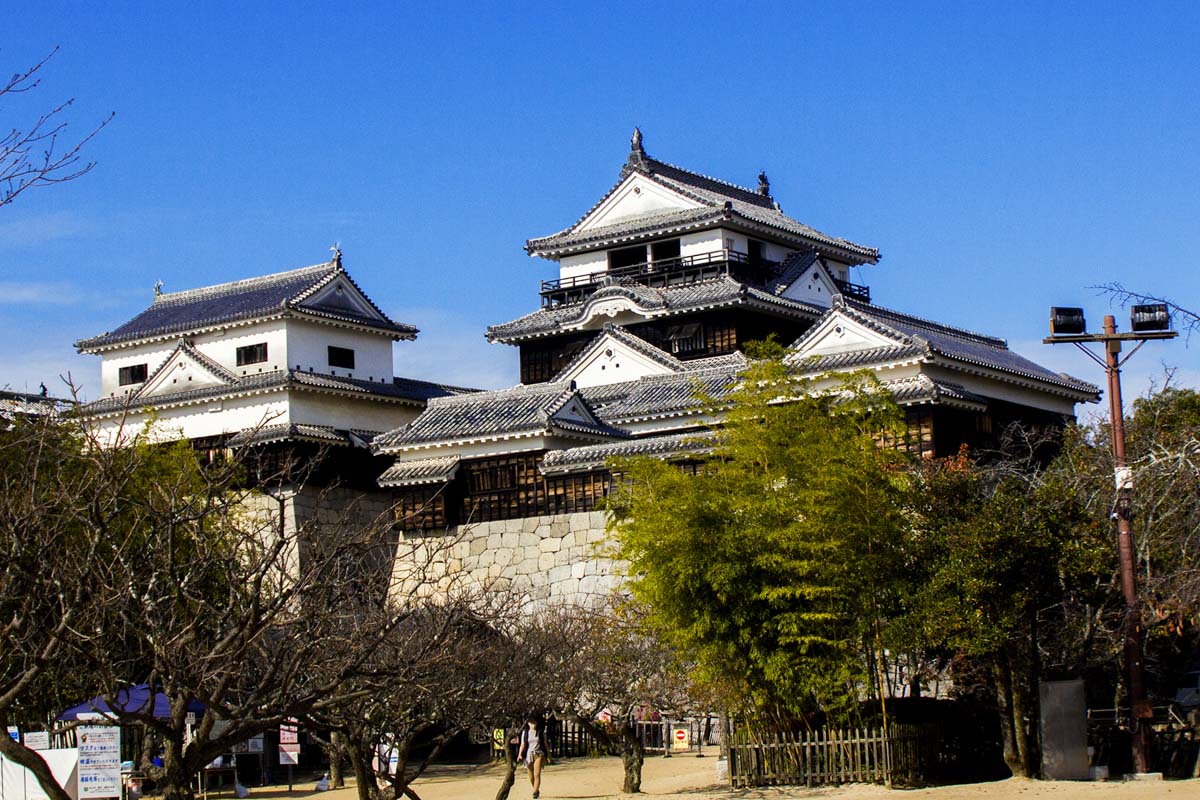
[727, 723, 939, 788]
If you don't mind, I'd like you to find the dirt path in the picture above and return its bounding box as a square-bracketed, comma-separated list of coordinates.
[248, 757, 1200, 800]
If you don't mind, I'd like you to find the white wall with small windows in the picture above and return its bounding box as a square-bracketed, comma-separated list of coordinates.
[285, 320, 394, 382]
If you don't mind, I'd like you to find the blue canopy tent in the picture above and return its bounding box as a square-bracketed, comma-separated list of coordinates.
[58, 684, 205, 721]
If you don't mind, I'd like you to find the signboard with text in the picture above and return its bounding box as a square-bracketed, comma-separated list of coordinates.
[77, 725, 121, 798]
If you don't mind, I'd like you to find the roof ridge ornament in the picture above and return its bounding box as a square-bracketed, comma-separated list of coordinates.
[154, 279, 163, 297]
[330, 243, 342, 269]
[622, 126, 650, 178]
[757, 170, 770, 197]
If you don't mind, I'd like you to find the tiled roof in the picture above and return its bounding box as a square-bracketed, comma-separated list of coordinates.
[486, 276, 824, 343]
[882, 375, 988, 409]
[526, 147, 878, 262]
[788, 342, 928, 373]
[0, 388, 73, 418]
[76, 261, 417, 350]
[540, 431, 717, 475]
[580, 364, 741, 424]
[378, 455, 462, 487]
[372, 382, 629, 451]
[225, 423, 376, 448]
[771, 249, 821, 294]
[839, 300, 1100, 396]
[80, 370, 466, 416]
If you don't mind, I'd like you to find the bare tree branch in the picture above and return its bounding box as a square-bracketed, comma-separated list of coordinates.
[1, 47, 113, 209]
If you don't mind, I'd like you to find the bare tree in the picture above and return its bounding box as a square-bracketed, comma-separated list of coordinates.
[307, 591, 521, 800]
[532, 598, 693, 794]
[0, 406, 453, 800]
[2, 47, 113, 209]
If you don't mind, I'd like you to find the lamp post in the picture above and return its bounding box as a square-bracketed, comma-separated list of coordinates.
[1044, 304, 1176, 775]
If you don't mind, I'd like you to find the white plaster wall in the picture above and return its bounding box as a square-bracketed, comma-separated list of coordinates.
[826, 260, 851, 282]
[559, 251, 608, 281]
[96, 321, 290, 397]
[923, 364, 1083, 416]
[197, 322, 289, 379]
[286, 320, 394, 383]
[93, 394, 290, 445]
[680, 230, 723, 258]
[100, 346, 175, 397]
[289, 393, 422, 434]
[393, 510, 624, 610]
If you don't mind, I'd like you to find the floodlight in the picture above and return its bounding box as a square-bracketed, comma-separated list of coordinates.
[1050, 307, 1086, 335]
[1130, 303, 1170, 333]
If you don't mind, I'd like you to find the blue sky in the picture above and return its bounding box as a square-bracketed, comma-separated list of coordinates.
[3, 2, 1198, 415]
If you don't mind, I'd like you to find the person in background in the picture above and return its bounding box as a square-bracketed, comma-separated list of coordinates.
[516, 715, 546, 798]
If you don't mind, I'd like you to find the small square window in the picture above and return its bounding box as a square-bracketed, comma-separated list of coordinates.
[328, 346, 355, 370]
[118, 364, 148, 386]
[236, 342, 268, 366]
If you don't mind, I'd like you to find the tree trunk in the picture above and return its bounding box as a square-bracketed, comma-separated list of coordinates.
[329, 730, 345, 788]
[492, 732, 519, 800]
[347, 736, 377, 800]
[993, 656, 1021, 777]
[0, 732, 73, 800]
[619, 727, 645, 794]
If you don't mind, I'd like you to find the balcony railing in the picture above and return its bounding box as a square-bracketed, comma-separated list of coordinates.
[539, 249, 871, 307]
[833, 278, 870, 304]
[540, 249, 780, 308]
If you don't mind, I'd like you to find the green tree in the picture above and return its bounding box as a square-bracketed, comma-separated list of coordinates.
[607, 343, 909, 726]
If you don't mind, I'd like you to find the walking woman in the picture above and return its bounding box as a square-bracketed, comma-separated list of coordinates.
[516, 716, 546, 798]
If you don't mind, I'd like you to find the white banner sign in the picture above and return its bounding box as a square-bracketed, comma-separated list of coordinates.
[77, 725, 121, 798]
[24, 731, 50, 751]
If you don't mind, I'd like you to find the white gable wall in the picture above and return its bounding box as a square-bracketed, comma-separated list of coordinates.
[98, 320, 290, 397]
[560, 335, 677, 389]
[577, 174, 701, 232]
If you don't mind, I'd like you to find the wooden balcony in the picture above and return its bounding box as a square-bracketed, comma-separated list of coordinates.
[540, 250, 780, 308]
[539, 249, 871, 307]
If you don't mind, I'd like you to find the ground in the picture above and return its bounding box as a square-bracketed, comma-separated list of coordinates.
[245, 757, 1200, 800]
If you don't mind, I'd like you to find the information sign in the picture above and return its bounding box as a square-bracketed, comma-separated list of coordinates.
[278, 744, 300, 765]
[279, 719, 298, 745]
[671, 725, 689, 752]
[77, 725, 122, 798]
[24, 731, 50, 750]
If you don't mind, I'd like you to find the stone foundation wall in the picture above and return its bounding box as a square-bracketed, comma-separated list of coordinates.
[393, 510, 625, 607]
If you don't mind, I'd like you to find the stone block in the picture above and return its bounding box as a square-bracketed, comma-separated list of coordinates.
[493, 547, 513, 567]
[538, 537, 561, 553]
[519, 532, 540, 548]
[554, 550, 571, 566]
[469, 536, 488, 555]
[500, 531, 519, 548]
[538, 552, 556, 571]
[487, 533, 502, 551]
[477, 549, 494, 568]
[571, 561, 586, 579]
[548, 564, 572, 584]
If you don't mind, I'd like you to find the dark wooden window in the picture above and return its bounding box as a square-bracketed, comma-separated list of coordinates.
[706, 322, 737, 354]
[666, 322, 705, 354]
[650, 238, 681, 263]
[608, 245, 647, 270]
[395, 486, 447, 530]
[450, 455, 613, 524]
[328, 346, 355, 369]
[118, 364, 148, 386]
[236, 342, 268, 366]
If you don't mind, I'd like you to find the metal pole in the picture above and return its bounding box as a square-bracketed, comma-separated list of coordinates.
[1102, 315, 1151, 774]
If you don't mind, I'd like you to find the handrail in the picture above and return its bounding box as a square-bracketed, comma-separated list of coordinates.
[541, 249, 777, 294]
